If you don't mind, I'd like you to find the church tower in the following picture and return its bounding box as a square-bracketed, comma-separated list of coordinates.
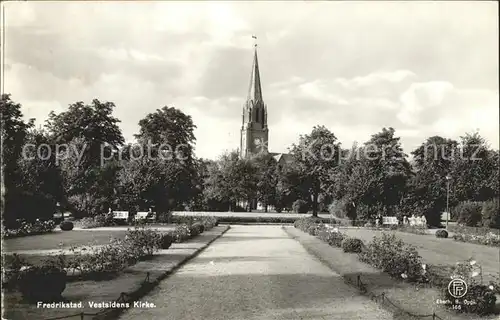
[240, 41, 269, 158]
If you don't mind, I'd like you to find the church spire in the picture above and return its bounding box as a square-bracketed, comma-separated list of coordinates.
[247, 36, 263, 103]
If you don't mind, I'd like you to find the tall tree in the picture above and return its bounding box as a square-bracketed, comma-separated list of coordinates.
[451, 132, 498, 202]
[289, 125, 340, 217]
[119, 106, 198, 217]
[1, 94, 35, 224]
[251, 153, 278, 212]
[16, 128, 64, 221]
[351, 128, 412, 220]
[45, 99, 124, 166]
[409, 136, 458, 226]
[135, 106, 196, 164]
[45, 99, 125, 216]
[203, 151, 259, 211]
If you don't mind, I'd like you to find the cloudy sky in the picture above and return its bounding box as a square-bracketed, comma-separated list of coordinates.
[3, 1, 499, 159]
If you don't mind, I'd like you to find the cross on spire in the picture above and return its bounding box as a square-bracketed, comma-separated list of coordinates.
[247, 35, 262, 102]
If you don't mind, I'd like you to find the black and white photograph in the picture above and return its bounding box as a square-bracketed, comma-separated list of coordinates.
[1, 1, 499, 320]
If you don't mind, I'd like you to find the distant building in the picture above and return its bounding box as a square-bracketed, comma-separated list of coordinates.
[239, 44, 292, 166]
[238, 43, 293, 211]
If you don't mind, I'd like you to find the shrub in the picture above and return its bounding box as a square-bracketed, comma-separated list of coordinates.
[441, 259, 497, 315]
[66, 227, 162, 278]
[292, 200, 309, 213]
[157, 212, 173, 223]
[398, 225, 427, 235]
[453, 232, 500, 247]
[94, 213, 115, 227]
[124, 227, 162, 258]
[78, 213, 116, 229]
[456, 202, 483, 227]
[77, 217, 102, 229]
[342, 238, 364, 253]
[200, 216, 217, 230]
[358, 233, 425, 282]
[3, 220, 56, 238]
[192, 222, 205, 234]
[2, 254, 31, 290]
[294, 217, 322, 232]
[435, 229, 448, 238]
[173, 224, 191, 243]
[17, 264, 67, 302]
[328, 200, 346, 218]
[189, 225, 200, 237]
[159, 233, 173, 249]
[66, 239, 130, 277]
[481, 199, 499, 229]
[317, 229, 345, 247]
[60, 221, 74, 231]
[309, 223, 328, 236]
[233, 205, 247, 212]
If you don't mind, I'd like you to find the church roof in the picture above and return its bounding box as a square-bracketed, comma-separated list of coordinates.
[247, 46, 263, 104]
[272, 153, 293, 164]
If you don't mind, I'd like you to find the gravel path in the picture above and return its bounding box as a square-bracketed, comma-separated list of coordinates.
[119, 225, 391, 320]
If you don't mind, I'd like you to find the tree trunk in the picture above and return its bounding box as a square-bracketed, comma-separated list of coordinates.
[311, 190, 318, 217]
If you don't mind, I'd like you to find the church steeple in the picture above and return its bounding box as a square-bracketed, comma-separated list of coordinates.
[247, 45, 263, 103]
[240, 36, 269, 159]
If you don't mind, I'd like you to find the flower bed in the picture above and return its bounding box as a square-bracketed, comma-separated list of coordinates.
[293, 219, 499, 316]
[448, 225, 499, 237]
[76, 213, 116, 229]
[4, 218, 221, 297]
[358, 233, 427, 283]
[440, 259, 498, 315]
[452, 232, 500, 247]
[396, 225, 428, 235]
[2, 220, 56, 238]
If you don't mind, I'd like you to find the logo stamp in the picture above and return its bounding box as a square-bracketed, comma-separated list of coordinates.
[448, 279, 468, 298]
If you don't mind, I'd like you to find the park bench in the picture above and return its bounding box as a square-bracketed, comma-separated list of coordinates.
[135, 211, 156, 222]
[113, 211, 129, 221]
[382, 216, 399, 226]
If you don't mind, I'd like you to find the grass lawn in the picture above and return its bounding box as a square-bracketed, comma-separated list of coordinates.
[339, 228, 500, 283]
[2, 226, 227, 320]
[286, 227, 499, 320]
[3, 254, 57, 267]
[3, 230, 128, 252]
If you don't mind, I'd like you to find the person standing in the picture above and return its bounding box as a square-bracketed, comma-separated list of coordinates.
[421, 215, 427, 227]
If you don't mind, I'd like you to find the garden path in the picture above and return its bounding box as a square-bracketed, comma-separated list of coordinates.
[119, 225, 391, 320]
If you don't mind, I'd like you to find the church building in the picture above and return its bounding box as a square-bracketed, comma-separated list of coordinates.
[239, 42, 292, 166]
[238, 41, 292, 211]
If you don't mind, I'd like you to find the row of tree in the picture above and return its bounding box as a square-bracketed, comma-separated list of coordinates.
[1, 94, 499, 227]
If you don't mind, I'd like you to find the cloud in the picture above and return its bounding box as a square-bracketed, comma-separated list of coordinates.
[3, 1, 498, 159]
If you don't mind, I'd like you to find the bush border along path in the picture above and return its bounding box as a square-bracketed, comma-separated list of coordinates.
[3, 225, 230, 320]
[283, 226, 495, 320]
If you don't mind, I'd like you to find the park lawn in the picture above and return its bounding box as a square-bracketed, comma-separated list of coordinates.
[340, 228, 500, 283]
[3, 230, 128, 252]
[2, 226, 228, 320]
[3, 253, 59, 267]
[288, 227, 500, 320]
